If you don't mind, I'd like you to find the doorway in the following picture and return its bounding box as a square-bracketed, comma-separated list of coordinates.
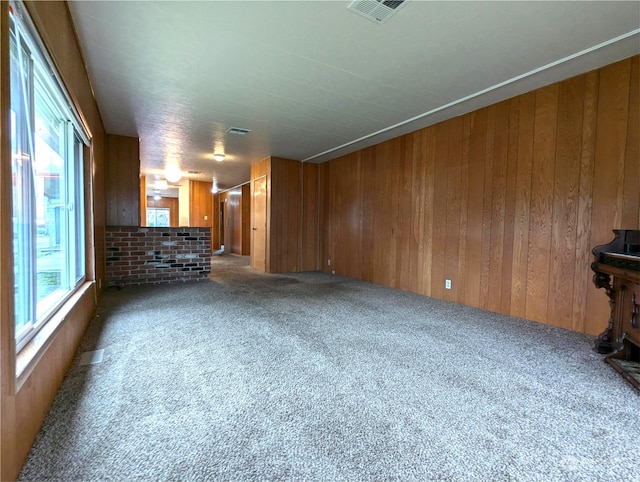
[219, 200, 225, 252]
[252, 175, 267, 271]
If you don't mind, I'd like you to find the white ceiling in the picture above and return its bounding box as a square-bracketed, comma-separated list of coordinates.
[67, 1, 640, 191]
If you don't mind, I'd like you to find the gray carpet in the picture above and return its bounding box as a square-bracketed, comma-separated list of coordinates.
[19, 255, 640, 481]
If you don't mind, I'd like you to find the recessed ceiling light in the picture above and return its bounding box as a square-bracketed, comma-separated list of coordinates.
[214, 154, 225, 162]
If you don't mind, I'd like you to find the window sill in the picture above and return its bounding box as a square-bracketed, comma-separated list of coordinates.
[16, 281, 95, 390]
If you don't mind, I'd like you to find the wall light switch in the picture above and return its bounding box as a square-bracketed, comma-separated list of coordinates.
[445, 279, 452, 290]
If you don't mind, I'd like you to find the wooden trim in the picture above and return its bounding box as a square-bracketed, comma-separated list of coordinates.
[139, 176, 147, 226]
[83, 144, 96, 283]
[1, 3, 18, 478]
[92, 136, 106, 301]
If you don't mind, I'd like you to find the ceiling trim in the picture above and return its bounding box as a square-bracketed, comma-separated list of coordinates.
[302, 28, 640, 164]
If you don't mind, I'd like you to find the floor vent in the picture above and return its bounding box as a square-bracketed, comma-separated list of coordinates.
[347, 0, 408, 24]
[226, 127, 251, 135]
[79, 349, 104, 366]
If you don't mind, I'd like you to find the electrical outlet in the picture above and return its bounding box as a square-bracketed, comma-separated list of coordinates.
[445, 279, 452, 290]
[328, 259, 331, 266]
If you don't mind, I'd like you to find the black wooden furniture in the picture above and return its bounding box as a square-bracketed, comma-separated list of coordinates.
[591, 229, 640, 389]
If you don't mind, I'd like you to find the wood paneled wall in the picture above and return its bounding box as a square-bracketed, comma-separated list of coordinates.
[1, 2, 106, 480]
[219, 191, 232, 252]
[230, 189, 243, 254]
[212, 193, 221, 251]
[320, 56, 639, 336]
[105, 134, 139, 226]
[218, 184, 250, 255]
[250, 157, 306, 273]
[220, 191, 233, 251]
[242, 184, 251, 255]
[146, 196, 179, 227]
[302, 163, 320, 271]
[270, 158, 303, 272]
[189, 180, 213, 227]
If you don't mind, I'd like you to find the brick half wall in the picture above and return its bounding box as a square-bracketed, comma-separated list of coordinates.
[106, 226, 211, 287]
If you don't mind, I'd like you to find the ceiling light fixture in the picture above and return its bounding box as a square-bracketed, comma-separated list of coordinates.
[165, 165, 182, 183]
[154, 179, 168, 190]
[213, 153, 225, 162]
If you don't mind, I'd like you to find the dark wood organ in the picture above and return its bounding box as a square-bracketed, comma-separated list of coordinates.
[591, 229, 640, 389]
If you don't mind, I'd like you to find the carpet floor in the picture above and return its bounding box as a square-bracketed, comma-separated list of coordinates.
[19, 255, 640, 481]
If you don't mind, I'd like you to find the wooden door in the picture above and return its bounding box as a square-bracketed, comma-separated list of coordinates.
[252, 176, 267, 271]
[223, 199, 230, 252]
[219, 201, 224, 249]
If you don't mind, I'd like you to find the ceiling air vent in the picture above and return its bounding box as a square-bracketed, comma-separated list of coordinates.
[226, 127, 251, 135]
[347, 0, 408, 24]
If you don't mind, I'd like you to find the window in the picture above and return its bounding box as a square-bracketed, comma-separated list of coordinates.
[10, 5, 88, 352]
[146, 208, 171, 227]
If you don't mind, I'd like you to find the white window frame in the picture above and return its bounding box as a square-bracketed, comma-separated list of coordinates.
[10, 1, 90, 353]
